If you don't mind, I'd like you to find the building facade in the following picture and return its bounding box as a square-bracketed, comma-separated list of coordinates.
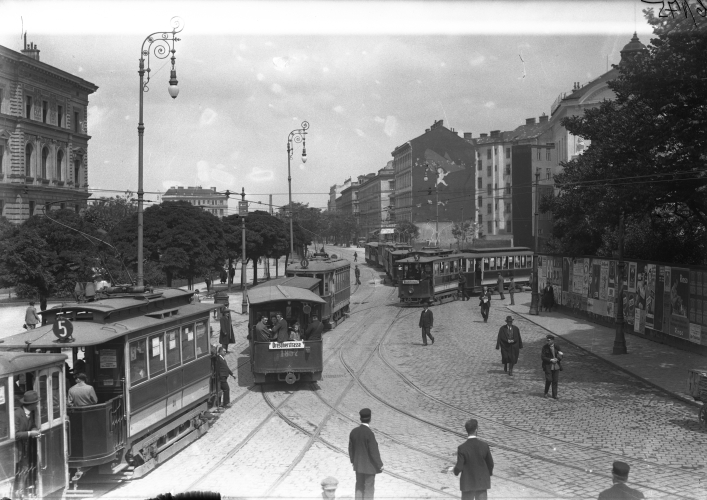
[357, 163, 394, 240]
[336, 179, 360, 239]
[162, 186, 228, 217]
[0, 38, 98, 222]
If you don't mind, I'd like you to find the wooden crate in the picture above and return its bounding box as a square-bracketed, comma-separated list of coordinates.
[687, 369, 707, 401]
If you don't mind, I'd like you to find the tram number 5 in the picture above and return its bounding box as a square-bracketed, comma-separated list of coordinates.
[52, 318, 74, 341]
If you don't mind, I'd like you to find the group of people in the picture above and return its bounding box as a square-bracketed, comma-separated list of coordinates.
[253, 313, 324, 343]
[348, 408, 642, 500]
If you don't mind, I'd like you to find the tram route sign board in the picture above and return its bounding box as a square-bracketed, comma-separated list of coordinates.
[269, 341, 304, 349]
[238, 201, 248, 217]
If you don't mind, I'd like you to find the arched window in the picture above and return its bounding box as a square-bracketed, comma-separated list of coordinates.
[74, 157, 82, 187]
[41, 147, 49, 179]
[25, 143, 33, 177]
[56, 150, 64, 180]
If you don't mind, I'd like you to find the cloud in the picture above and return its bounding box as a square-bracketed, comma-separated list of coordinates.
[199, 108, 218, 127]
[333, 105, 344, 114]
[484, 101, 496, 109]
[440, 62, 446, 67]
[87, 105, 106, 128]
[197, 161, 211, 182]
[469, 53, 485, 66]
[271, 83, 283, 94]
[249, 167, 274, 182]
[256, 73, 265, 81]
[299, 163, 306, 170]
[273, 57, 290, 70]
[229, 150, 241, 161]
[322, 66, 329, 73]
[518, 42, 531, 50]
[383, 115, 398, 137]
[196, 160, 235, 186]
[124, 115, 130, 120]
[355, 128, 365, 137]
[374, 116, 385, 124]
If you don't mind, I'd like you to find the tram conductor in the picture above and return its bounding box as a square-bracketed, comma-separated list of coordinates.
[14, 390, 41, 496]
[215, 346, 235, 408]
[304, 314, 324, 341]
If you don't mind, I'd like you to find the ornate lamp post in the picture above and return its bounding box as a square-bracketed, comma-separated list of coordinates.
[423, 166, 439, 246]
[137, 18, 183, 287]
[529, 168, 540, 315]
[286, 121, 309, 265]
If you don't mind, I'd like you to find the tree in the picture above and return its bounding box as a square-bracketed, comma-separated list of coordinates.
[395, 220, 420, 243]
[83, 193, 137, 233]
[451, 221, 481, 250]
[322, 211, 358, 245]
[544, 3, 707, 263]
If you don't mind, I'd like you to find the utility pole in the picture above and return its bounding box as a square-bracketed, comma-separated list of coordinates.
[529, 168, 540, 315]
[240, 187, 248, 315]
[613, 212, 628, 354]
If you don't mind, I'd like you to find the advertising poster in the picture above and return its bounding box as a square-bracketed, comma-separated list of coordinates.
[572, 259, 583, 295]
[587, 297, 594, 314]
[624, 291, 636, 325]
[563, 258, 571, 294]
[606, 300, 615, 320]
[636, 263, 647, 311]
[609, 260, 616, 286]
[645, 264, 656, 329]
[588, 260, 600, 299]
[634, 307, 644, 333]
[100, 349, 117, 369]
[654, 266, 665, 332]
[669, 267, 689, 339]
[582, 258, 590, 298]
[599, 260, 609, 301]
[689, 323, 701, 344]
[628, 262, 637, 292]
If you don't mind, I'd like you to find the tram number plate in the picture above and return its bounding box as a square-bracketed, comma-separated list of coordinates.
[402, 280, 419, 285]
[269, 341, 305, 350]
[280, 350, 299, 358]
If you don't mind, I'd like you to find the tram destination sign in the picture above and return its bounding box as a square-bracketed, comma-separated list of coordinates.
[269, 341, 305, 349]
[402, 280, 420, 284]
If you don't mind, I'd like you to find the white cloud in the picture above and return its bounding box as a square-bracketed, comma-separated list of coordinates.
[374, 116, 385, 124]
[440, 61, 446, 67]
[249, 167, 274, 182]
[197, 161, 211, 182]
[518, 42, 531, 50]
[469, 53, 485, 66]
[322, 66, 329, 73]
[199, 108, 218, 127]
[78, 66, 84, 73]
[256, 73, 265, 81]
[124, 115, 130, 120]
[229, 150, 241, 161]
[87, 105, 106, 128]
[271, 83, 283, 94]
[333, 105, 344, 114]
[239, 43, 248, 51]
[355, 128, 365, 137]
[383, 115, 398, 137]
[299, 163, 306, 170]
[196, 160, 235, 186]
[273, 57, 289, 70]
[484, 101, 496, 109]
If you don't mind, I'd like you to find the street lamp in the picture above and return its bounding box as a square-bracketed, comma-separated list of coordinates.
[239, 187, 249, 315]
[286, 120, 309, 265]
[529, 168, 540, 315]
[423, 165, 439, 246]
[137, 17, 184, 287]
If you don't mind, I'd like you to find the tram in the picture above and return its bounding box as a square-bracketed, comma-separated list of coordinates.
[247, 283, 325, 384]
[380, 243, 412, 276]
[0, 286, 220, 486]
[0, 351, 68, 499]
[285, 254, 351, 328]
[364, 242, 380, 266]
[398, 253, 463, 305]
[458, 247, 533, 295]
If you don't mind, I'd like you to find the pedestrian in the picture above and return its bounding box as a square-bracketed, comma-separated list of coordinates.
[68, 373, 98, 407]
[458, 271, 469, 301]
[14, 390, 41, 497]
[508, 277, 515, 306]
[220, 268, 227, 285]
[541, 283, 555, 312]
[354, 251, 358, 262]
[419, 302, 435, 346]
[349, 408, 384, 500]
[255, 315, 274, 342]
[496, 273, 505, 300]
[598, 461, 644, 500]
[272, 312, 289, 342]
[192, 289, 201, 303]
[214, 346, 235, 408]
[204, 276, 212, 292]
[541, 335, 563, 399]
[479, 287, 491, 323]
[453, 419, 494, 500]
[355, 265, 362, 285]
[496, 316, 523, 376]
[25, 301, 41, 330]
[219, 304, 236, 353]
[303, 314, 324, 341]
[228, 265, 236, 285]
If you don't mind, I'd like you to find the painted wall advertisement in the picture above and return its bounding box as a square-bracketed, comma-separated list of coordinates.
[669, 267, 690, 339]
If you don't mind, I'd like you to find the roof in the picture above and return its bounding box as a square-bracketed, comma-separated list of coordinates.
[0, 302, 216, 349]
[0, 352, 67, 376]
[366, 242, 379, 247]
[397, 254, 460, 264]
[287, 257, 350, 272]
[253, 277, 320, 291]
[163, 186, 226, 197]
[391, 250, 410, 256]
[247, 285, 326, 305]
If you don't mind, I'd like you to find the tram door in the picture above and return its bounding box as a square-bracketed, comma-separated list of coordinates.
[35, 368, 67, 497]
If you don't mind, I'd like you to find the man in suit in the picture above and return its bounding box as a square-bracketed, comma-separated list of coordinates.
[453, 419, 494, 500]
[14, 390, 40, 496]
[214, 346, 235, 408]
[349, 408, 384, 500]
[496, 273, 505, 300]
[541, 335, 563, 399]
[496, 316, 523, 376]
[598, 461, 644, 500]
[458, 271, 469, 301]
[419, 302, 435, 346]
[304, 314, 324, 341]
[272, 312, 289, 342]
[254, 315, 274, 342]
[355, 265, 362, 285]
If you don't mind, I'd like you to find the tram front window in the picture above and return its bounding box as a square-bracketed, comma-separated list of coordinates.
[129, 339, 148, 386]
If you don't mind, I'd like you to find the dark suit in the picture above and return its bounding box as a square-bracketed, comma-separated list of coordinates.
[14, 407, 37, 495]
[215, 354, 233, 405]
[453, 437, 494, 500]
[541, 343, 563, 398]
[419, 309, 434, 345]
[479, 292, 491, 322]
[496, 275, 505, 299]
[304, 320, 324, 341]
[255, 322, 272, 342]
[349, 424, 383, 500]
[272, 318, 289, 342]
[597, 482, 645, 500]
[496, 325, 523, 365]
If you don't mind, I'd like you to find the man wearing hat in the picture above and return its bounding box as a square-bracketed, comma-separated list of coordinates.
[14, 390, 41, 495]
[349, 408, 384, 500]
[598, 461, 644, 500]
[541, 335, 563, 399]
[453, 419, 494, 500]
[496, 316, 523, 376]
[419, 302, 435, 346]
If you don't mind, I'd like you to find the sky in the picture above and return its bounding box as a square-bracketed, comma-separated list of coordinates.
[0, 0, 656, 214]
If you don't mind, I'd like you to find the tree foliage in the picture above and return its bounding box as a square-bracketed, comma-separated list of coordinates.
[395, 220, 420, 243]
[83, 193, 137, 233]
[452, 221, 481, 250]
[322, 211, 358, 245]
[544, 4, 707, 263]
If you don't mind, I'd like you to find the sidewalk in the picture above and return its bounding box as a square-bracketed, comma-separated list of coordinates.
[505, 292, 707, 406]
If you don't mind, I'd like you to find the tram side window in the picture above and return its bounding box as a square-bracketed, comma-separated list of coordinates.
[148, 333, 166, 377]
[515, 256, 521, 268]
[129, 339, 148, 386]
[324, 274, 330, 294]
[483, 258, 490, 271]
[316, 274, 324, 295]
[502, 256, 508, 269]
[166, 328, 181, 370]
[195, 322, 209, 357]
[52, 372, 61, 420]
[490, 258, 496, 270]
[0, 379, 8, 440]
[38, 374, 49, 425]
[182, 325, 196, 363]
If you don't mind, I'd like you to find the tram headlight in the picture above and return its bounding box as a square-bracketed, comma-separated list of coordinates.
[408, 287, 414, 295]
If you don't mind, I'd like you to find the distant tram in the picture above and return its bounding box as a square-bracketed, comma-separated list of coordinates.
[364, 242, 380, 266]
[459, 247, 534, 295]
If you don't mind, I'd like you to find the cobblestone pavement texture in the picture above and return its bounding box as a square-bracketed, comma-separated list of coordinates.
[3, 249, 707, 499]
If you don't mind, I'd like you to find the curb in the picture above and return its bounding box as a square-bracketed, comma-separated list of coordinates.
[505, 305, 703, 409]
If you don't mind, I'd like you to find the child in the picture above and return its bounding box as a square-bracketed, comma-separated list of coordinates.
[289, 322, 301, 341]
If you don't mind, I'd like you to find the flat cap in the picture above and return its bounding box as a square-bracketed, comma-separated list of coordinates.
[612, 461, 630, 479]
[546, 334, 555, 340]
[321, 476, 339, 490]
[359, 408, 372, 419]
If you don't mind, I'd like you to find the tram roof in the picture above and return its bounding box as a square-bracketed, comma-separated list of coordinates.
[287, 258, 350, 272]
[248, 285, 326, 305]
[0, 301, 216, 350]
[253, 276, 320, 291]
[0, 351, 67, 375]
[391, 250, 410, 256]
[458, 248, 533, 258]
[397, 254, 459, 264]
[366, 242, 379, 247]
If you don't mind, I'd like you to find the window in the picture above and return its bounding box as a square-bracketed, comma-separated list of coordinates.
[506, 202, 512, 213]
[477, 177, 482, 189]
[546, 168, 552, 180]
[502, 256, 508, 269]
[74, 158, 81, 186]
[0, 145, 4, 173]
[505, 165, 511, 176]
[494, 164, 498, 172]
[507, 220, 512, 232]
[29, 201, 35, 216]
[506, 147, 511, 158]
[495, 201, 498, 211]
[495, 220, 499, 228]
[25, 96, 32, 119]
[477, 160, 482, 171]
[181, 325, 196, 363]
[477, 195, 482, 207]
[25, 143, 33, 176]
[478, 214, 483, 224]
[58, 105, 63, 127]
[52, 372, 61, 420]
[0, 379, 8, 440]
[486, 165, 492, 176]
[487, 203, 492, 214]
[196, 321, 209, 357]
[56, 150, 64, 180]
[0, 88, 3, 112]
[546, 148, 551, 161]
[488, 221, 493, 234]
[41, 147, 48, 178]
[483, 258, 490, 271]
[487, 184, 492, 195]
[506, 185, 512, 195]
[39, 374, 49, 425]
[487, 149, 491, 160]
[74, 111, 80, 133]
[536, 148, 541, 161]
[148, 333, 166, 377]
[42, 101, 48, 123]
[129, 339, 148, 386]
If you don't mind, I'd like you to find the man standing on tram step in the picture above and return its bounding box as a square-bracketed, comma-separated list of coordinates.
[496, 316, 523, 376]
[597, 461, 644, 500]
[349, 408, 384, 500]
[541, 335, 563, 399]
[214, 346, 235, 408]
[419, 302, 435, 346]
[355, 265, 362, 285]
[25, 301, 41, 329]
[354, 251, 358, 262]
[14, 390, 41, 496]
[219, 304, 236, 353]
[479, 287, 491, 323]
[453, 419, 494, 500]
[272, 312, 290, 342]
[496, 273, 505, 300]
[304, 314, 324, 341]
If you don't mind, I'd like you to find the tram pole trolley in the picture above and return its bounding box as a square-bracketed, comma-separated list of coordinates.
[687, 369, 707, 427]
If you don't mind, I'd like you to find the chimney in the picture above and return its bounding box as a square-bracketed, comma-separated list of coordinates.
[464, 132, 472, 140]
[525, 118, 536, 125]
[431, 119, 444, 129]
[21, 34, 41, 61]
[480, 133, 488, 138]
[539, 114, 548, 123]
[490, 130, 500, 137]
